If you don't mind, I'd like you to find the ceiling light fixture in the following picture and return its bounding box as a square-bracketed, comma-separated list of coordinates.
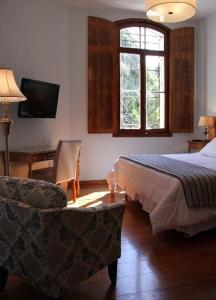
[146, 0, 196, 23]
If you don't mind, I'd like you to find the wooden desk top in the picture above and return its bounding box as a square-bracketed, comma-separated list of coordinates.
[6, 146, 57, 165]
[7, 146, 57, 155]
[0, 146, 57, 177]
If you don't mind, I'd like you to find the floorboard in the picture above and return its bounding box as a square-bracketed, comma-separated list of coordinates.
[0, 184, 216, 300]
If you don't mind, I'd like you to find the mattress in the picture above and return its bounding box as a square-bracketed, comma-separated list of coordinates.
[108, 153, 216, 236]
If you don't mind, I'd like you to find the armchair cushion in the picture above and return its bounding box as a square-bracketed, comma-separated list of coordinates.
[0, 176, 67, 209]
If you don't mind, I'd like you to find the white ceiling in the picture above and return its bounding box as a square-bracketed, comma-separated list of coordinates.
[59, 0, 216, 20]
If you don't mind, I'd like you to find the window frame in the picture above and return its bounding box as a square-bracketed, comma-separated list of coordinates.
[113, 19, 171, 137]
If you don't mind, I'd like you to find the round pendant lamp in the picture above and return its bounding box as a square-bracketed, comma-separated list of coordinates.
[146, 0, 196, 23]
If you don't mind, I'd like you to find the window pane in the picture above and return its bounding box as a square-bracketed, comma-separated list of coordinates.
[120, 53, 141, 129]
[120, 27, 164, 51]
[146, 55, 165, 129]
[146, 93, 165, 129]
[146, 28, 164, 51]
[140, 27, 145, 49]
[120, 27, 141, 49]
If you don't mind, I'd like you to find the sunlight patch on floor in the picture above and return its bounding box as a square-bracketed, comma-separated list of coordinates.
[119, 190, 125, 194]
[67, 190, 109, 208]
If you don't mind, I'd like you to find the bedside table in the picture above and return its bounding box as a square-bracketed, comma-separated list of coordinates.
[187, 140, 209, 153]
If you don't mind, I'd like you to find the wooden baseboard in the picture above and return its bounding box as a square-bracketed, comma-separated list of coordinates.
[80, 179, 107, 186]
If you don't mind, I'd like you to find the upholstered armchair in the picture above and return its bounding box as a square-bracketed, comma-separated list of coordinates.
[0, 176, 125, 299]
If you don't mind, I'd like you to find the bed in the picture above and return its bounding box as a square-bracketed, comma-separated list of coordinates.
[107, 139, 216, 236]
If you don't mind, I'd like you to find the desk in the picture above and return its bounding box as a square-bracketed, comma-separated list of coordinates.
[1, 146, 81, 197]
[1, 146, 56, 178]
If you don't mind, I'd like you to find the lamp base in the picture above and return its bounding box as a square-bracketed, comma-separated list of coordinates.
[0, 119, 13, 176]
[203, 126, 209, 141]
[0, 119, 12, 136]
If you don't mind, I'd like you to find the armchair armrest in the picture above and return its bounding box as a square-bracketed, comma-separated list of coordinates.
[39, 202, 125, 282]
[0, 176, 67, 208]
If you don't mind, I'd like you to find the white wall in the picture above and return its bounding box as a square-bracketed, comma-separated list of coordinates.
[0, 1, 200, 180]
[205, 14, 216, 114]
[0, 0, 70, 149]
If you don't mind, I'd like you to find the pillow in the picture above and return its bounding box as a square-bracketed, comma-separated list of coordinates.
[200, 138, 216, 158]
[0, 176, 67, 209]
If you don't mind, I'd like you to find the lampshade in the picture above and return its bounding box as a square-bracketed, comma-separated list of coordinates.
[198, 116, 214, 127]
[0, 68, 26, 103]
[146, 0, 196, 23]
[0, 68, 27, 176]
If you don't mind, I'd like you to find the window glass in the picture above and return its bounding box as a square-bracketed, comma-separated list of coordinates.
[120, 27, 164, 51]
[146, 56, 165, 129]
[120, 53, 141, 129]
[120, 27, 141, 49]
[146, 28, 164, 51]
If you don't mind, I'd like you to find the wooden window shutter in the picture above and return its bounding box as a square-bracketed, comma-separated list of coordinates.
[170, 27, 194, 133]
[88, 16, 118, 133]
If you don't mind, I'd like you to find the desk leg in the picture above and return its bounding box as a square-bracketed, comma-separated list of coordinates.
[76, 152, 80, 197]
[1, 153, 6, 176]
[28, 164, 32, 178]
[75, 180, 80, 198]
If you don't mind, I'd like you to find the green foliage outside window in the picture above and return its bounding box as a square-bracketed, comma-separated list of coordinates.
[120, 26, 165, 130]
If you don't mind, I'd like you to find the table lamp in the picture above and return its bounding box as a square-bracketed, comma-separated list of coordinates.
[198, 116, 214, 141]
[0, 68, 26, 176]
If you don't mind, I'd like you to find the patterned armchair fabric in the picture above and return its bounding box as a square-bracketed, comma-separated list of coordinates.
[0, 176, 67, 209]
[0, 177, 125, 299]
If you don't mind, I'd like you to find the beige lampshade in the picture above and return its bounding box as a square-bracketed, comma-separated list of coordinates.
[0, 68, 26, 103]
[198, 116, 214, 127]
[146, 0, 196, 23]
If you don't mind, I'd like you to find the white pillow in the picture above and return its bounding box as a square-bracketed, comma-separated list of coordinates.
[200, 138, 216, 157]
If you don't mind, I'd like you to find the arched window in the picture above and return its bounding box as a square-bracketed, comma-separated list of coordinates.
[88, 17, 194, 136]
[115, 19, 170, 137]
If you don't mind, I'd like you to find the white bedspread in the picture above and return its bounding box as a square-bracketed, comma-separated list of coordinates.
[108, 153, 216, 236]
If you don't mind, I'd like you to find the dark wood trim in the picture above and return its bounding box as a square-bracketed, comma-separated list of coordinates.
[141, 50, 145, 132]
[170, 27, 194, 133]
[113, 19, 170, 137]
[80, 180, 107, 186]
[119, 48, 166, 56]
[113, 131, 172, 137]
[113, 128, 172, 138]
[88, 16, 118, 133]
[115, 18, 170, 33]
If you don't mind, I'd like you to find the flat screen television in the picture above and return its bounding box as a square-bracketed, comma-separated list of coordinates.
[18, 78, 60, 118]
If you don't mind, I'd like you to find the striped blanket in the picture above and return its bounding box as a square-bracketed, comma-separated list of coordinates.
[122, 154, 216, 208]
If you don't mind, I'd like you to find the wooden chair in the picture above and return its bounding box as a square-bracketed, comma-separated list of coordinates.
[31, 140, 82, 201]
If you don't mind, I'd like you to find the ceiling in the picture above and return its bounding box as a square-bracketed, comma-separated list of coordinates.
[60, 0, 216, 20]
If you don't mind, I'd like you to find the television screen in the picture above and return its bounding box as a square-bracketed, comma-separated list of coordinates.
[18, 78, 60, 118]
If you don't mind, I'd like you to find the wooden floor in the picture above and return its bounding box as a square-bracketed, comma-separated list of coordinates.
[1, 184, 216, 300]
